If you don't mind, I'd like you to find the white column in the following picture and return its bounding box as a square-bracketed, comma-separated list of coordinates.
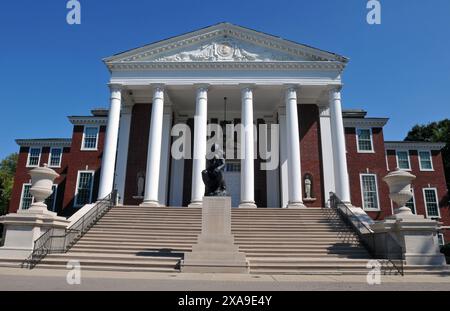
[115, 104, 132, 205]
[98, 84, 122, 200]
[239, 86, 257, 208]
[329, 88, 351, 203]
[319, 105, 336, 207]
[141, 85, 165, 207]
[158, 107, 173, 206]
[278, 107, 289, 208]
[189, 85, 208, 207]
[285, 86, 305, 208]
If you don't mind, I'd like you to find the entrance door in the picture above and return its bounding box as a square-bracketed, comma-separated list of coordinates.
[223, 162, 241, 207]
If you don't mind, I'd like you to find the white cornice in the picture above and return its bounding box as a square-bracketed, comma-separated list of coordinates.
[343, 118, 389, 128]
[68, 116, 108, 125]
[107, 61, 345, 72]
[16, 139, 72, 148]
[385, 141, 446, 151]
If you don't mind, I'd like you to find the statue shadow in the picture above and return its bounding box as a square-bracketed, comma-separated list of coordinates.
[136, 248, 185, 258]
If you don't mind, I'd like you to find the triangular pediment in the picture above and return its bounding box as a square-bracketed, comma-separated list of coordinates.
[105, 23, 348, 65]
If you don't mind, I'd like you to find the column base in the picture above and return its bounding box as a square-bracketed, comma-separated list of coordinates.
[188, 201, 202, 208]
[287, 202, 306, 208]
[238, 202, 257, 209]
[139, 200, 161, 207]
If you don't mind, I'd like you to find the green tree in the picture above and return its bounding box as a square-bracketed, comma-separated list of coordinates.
[405, 119, 450, 189]
[0, 153, 18, 215]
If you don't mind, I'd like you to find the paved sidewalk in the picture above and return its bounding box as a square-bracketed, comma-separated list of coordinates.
[0, 267, 449, 291]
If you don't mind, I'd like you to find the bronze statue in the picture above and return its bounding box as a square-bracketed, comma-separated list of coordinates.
[202, 144, 228, 196]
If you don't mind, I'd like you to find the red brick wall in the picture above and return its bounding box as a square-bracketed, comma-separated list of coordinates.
[124, 104, 151, 205]
[299, 105, 324, 207]
[386, 149, 450, 242]
[9, 146, 70, 214]
[61, 125, 105, 216]
[346, 127, 391, 220]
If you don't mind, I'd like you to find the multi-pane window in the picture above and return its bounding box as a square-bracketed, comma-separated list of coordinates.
[21, 184, 57, 211]
[27, 148, 41, 167]
[424, 188, 440, 218]
[361, 174, 379, 210]
[405, 195, 416, 214]
[75, 171, 94, 207]
[438, 234, 445, 246]
[82, 127, 99, 150]
[396, 151, 410, 170]
[357, 129, 373, 152]
[20, 184, 33, 210]
[419, 151, 433, 171]
[45, 185, 58, 211]
[49, 148, 63, 167]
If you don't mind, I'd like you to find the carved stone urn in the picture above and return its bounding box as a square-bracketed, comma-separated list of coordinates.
[27, 164, 59, 214]
[383, 168, 416, 215]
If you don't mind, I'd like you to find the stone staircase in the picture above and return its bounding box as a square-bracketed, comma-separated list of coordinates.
[32, 206, 378, 274]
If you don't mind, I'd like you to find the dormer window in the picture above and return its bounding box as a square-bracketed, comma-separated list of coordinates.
[82, 126, 99, 150]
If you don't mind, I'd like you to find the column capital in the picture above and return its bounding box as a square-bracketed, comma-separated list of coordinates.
[283, 84, 300, 91]
[239, 83, 255, 91]
[329, 88, 342, 101]
[108, 83, 123, 91]
[194, 83, 210, 91]
[328, 84, 343, 93]
[150, 83, 165, 92]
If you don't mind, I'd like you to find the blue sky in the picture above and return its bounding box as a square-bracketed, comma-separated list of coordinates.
[0, 0, 449, 160]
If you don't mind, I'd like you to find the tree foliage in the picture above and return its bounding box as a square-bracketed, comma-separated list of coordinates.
[405, 119, 450, 189]
[0, 153, 18, 215]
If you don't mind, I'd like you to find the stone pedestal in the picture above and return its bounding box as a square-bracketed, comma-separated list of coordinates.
[0, 207, 69, 259]
[182, 197, 248, 273]
[372, 213, 446, 266]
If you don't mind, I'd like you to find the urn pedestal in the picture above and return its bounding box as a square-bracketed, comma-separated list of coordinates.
[181, 197, 248, 273]
[0, 166, 69, 260]
[371, 169, 446, 266]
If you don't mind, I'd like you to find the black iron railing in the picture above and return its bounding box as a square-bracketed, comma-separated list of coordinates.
[23, 190, 117, 269]
[329, 192, 404, 276]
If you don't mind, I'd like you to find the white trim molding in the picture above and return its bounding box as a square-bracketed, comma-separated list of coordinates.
[344, 118, 388, 128]
[68, 116, 108, 125]
[16, 138, 71, 148]
[385, 141, 446, 151]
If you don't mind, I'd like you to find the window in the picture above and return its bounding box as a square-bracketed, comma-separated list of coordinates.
[360, 174, 380, 210]
[357, 128, 373, 152]
[82, 126, 99, 150]
[45, 185, 58, 211]
[423, 188, 440, 218]
[419, 151, 433, 171]
[49, 148, 63, 168]
[438, 233, 445, 247]
[20, 184, 33, 210]
[20, 184, 57, 211]
[75, 171, 95, 207]
[405, 191, 416, 214]
[396, 150, 411, 170]
[27, 147, 41, 167]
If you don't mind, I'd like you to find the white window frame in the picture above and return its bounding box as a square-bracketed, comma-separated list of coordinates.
[438, 233, 445, 246]
[81, 125, 99, 151]
[396, 149, 411, 171]
[360, 173, 381, 211]
[423, 187, 440, 219]
[405, 188, 416, 214]
[418, 150, 434, 172]
[74, 170, 95, 208]
[26, 147, 42, 168]
[20, 183, 57, 211]
[19, 183, 33, 210]
[356, 128, 374, 153]
[48, 147, 63, 168]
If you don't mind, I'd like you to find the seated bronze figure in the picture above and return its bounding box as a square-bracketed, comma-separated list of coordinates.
[202, 144, 228, 197]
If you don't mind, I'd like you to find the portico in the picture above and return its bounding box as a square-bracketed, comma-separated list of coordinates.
[98, 22, 352, 208]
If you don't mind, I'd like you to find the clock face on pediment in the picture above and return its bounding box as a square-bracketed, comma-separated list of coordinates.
[127, 37, 311, 63]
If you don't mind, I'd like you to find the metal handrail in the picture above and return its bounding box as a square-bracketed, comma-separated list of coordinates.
[329, 192, 404, 276]
[24, 190, 117, 269]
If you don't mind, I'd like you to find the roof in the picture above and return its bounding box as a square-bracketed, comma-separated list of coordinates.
[16, 138, 72, 148]
[385, 141, 446, 150]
